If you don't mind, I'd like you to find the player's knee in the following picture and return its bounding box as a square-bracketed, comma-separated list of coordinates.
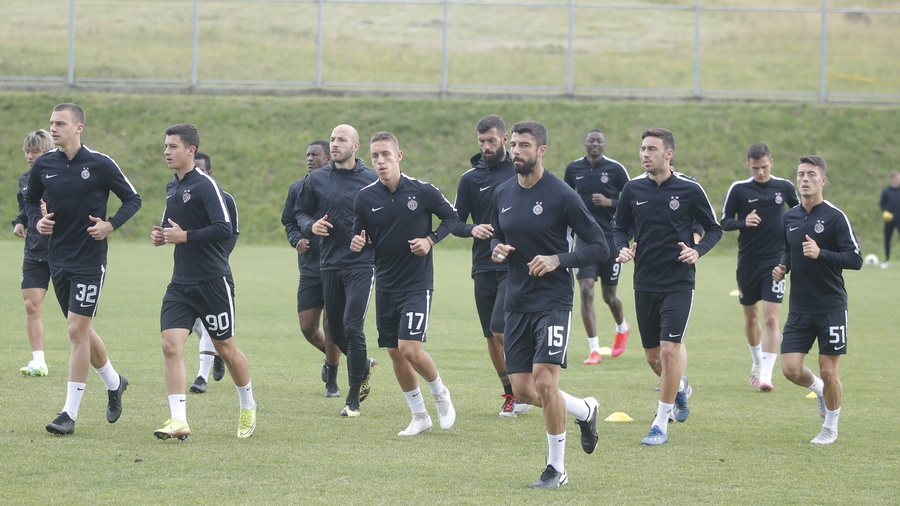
[23, 297, 43, 316]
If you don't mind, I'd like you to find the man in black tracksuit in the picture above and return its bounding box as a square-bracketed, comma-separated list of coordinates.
[294, 124, 378, 418]
[350, 131, 459, 436]
[879, 171, 900, 267]
[24, 103, 140, 436]
[613, 128, 721, 446]
[773, 155, 861, 445]
[452, 115, 527, 417]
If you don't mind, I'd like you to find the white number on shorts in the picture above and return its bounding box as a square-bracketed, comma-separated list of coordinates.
[75, 283, 98, 304]
[405, 312, 425, 331]
[546, 325, 565, 348]
[205, 312, 231, 332]
[611, 263, 621, 280]
[771, 279, 785, 295]
[828, 325, 846, 345]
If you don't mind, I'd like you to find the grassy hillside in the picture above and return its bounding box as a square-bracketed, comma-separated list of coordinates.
[1, 91, 897, 253]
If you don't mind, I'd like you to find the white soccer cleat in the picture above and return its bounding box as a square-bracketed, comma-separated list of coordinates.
[398, 413, 433, 436]
[435, 387, 456, 430]
[749, 363, 761, 388]
[810, 427, 837, 445]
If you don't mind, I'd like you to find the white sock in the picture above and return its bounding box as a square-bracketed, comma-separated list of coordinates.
[427, 375, 445, 398]
[561, 390, 589, 421]
[653, 401, 674, 433]
[168, 394, 187, 423]
[823, 407, 841, 431]
[62, 382, 86, 420]
[33, 350, 46, 365]
[403, 387, 427, 414]
[94, 360, 121, 391]
[236, 380, 255, 410]
[546, 432, 566, 474]
[749, 344, 763, 365]
[615, 321, 629, 333]
[760, 352, 777, 383]
[197, 354, 214, 380]
[806, 370, 825, 397]
[586, 336, 600, 352]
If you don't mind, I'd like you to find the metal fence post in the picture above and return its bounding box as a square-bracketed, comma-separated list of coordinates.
[316, 0, 324, 90]
[441, 0, 449, 95]
[693, 0, 701, 99]
[67, 0, 75, 86]
[820, 0, 828, 102]
[191, 0, 199, 89]
[567, 0, 574, 96]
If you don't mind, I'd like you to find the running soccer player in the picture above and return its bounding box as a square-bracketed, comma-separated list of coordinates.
[350, 131, 459, 436]
[490, 120, 606, 488]
[773, 155, 861, 445]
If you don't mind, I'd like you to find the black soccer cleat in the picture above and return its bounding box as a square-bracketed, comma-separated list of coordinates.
[189, 376, 207, 394]
[576, 397, 599, 454]
[530, 465, 568, 488]
[107, 374, 128, 423]
[359, 358, 377, 403]
[46, 412, 75, 436]
[212, 356, 225, 382]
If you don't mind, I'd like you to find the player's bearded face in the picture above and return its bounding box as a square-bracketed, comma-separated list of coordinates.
[513, 154, 536, 175]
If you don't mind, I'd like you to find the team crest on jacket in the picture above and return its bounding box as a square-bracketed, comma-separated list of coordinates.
[814, 220, 825, 234]
[533, 201, 543, 215]
[407, 196, 418, 211]
[669, 196, 680, 210]
[600, 173, 609, 184]
[775, 192, 783, 204]
[182, 190, 192, 203]
[81, 168, 90, 180]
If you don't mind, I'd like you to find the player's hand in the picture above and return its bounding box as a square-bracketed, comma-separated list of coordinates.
[162, 218, 188, 244]
[527, 254, 560, 277]
[802, 234, 820, 259]
[616, 243, 637, 263]
[150, 225, 166, 246]
[296, 238, 310, 254]
[40, 199, 48, 216]
[678, 241, 699, 264]
[312, 214, 333, 236]
[745, 209, 761, 227]
[772, 263, 787, 281]
[36, 212, 55, 235]
[350, 230, 366, 253]
[409, 236, 434, 256]
[13, 223, 26, 238]
[87, 215, 114, 241]
[470, 223, 494, 240]
[592, 193, 613, 207]
[492, 244, 515, 263]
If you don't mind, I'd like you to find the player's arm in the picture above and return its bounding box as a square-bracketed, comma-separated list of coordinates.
[349, 191, 370, 253]
[612, 185, 634, 256]
[448, 177, 475, 238]
[282, 183, 304, 247]
[23, 168, 46, 231]
[692, 187, 722, 256]
[816, 212, 863, 271]
[104, 160, 142, 231]
[293, 176, 319, 237]
[557, 193, 609, 269]
[719, 183, 744, 231]
[785, 181, 800, 208]
[173, 182, 231, 244]
[489, 191, 514, 262]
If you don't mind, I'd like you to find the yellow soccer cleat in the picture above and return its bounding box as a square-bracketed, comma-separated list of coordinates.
[20, 360, 48, 377]
[154, 418, 191, 441]
[237, 404, 258, 438]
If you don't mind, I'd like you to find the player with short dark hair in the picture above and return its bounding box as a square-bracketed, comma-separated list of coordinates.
[773, 155, 861, 445]
[613, 128, 722, 446]
[564, 129, 631, 364]
[720, 143, 799, 391]
[490, 120, 606, 488]
[24, 103, 141, 436]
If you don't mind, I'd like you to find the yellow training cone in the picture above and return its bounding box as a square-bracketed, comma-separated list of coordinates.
[729, 289, 740, 297]
[604, 412, 633, 422]
[806, 392, 818, 399]
[599, 346, 612, 356]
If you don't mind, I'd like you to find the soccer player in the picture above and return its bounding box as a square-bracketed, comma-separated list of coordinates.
[151, 123, 257, 440]
[564, 129, 631, 364]
[14, 130, 54, 377]
[188, 151, 236, 394]
[282, 140, 342, 397]
[452, 115, 529, 417]
[24, 103, 141, 436]
[613, 128, 722, 446]
[773, 155, 861, 445]
[295, 124, 378, 418]
[350, 131, 458, 436]
[490, 120, 606, 488]
[878, 171, 900, 269]
[720, 143, 799, 391]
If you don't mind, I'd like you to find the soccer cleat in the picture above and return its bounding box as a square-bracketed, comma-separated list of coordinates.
[212, 356, 226, 381]
[611, 324, 630, 357]
[810, 427, 837, 445]
[514, 401, 533, 415]
[673, 375, 690, 423]
[575, 397, 599, 454]
[758, 382, 773, 392]
[749, 363, 761, 388]
[340, 404, 360, 418]
[324, 383, 341, 398]
[583, 350, 602, 365]
[321, 361, 327, 383]
[816, 394, 827, 421]
[189, 376, 207, 394]
[529, 465, 568, 488]
[435, 387, 456, 430]
[107, 374, 128, 423]
[154, 418, 191, 441]
[359, 358, 378, 403]
[46, 412, 75, 435]
[398, 412, 433, 436]
[500, 394, 517, 418]
[237, 404, 258, 438]
[641, 425, 668, 446]
[880, 261, 889, 269]
[20, 360, 49, 377]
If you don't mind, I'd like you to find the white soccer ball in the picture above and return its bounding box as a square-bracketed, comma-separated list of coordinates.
[864, 253, 879, 267]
